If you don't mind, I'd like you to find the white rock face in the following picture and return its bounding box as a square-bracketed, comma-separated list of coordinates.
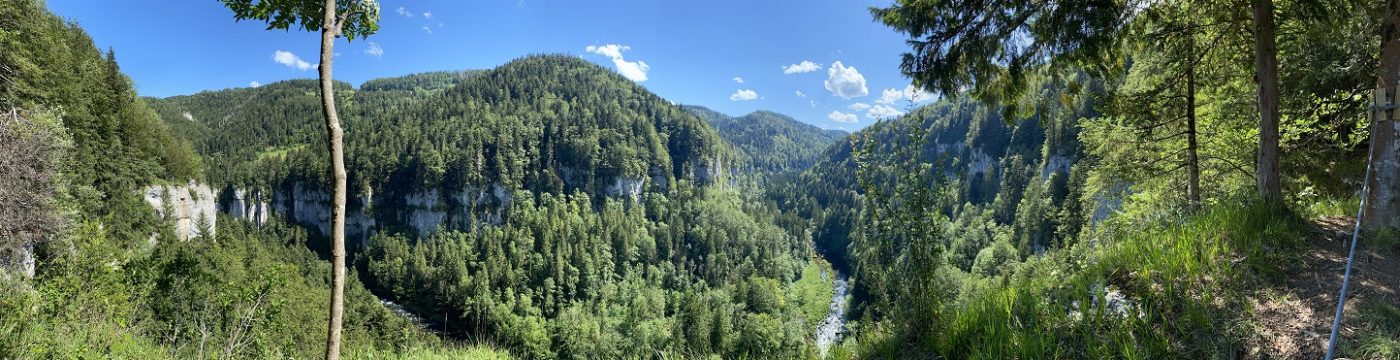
[289, 183, 333, 236]
[224, 188, 270, 224]
[401, 188, 447, 235]
[692, 158, 724, 184]
[967, 149, 995, 175]
[605, 177, 645, 199]
[274, 183, 376, 245]
[143, 182, 217, 241]
[218, 177, 654, 245]
[0, 240, 35, 279]
[1041, 154, 1073, 180]
[1090, 183, 1130, 225]
[18, 240, 33, 278]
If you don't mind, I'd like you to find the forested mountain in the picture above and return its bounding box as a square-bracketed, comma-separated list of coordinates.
[684, 105, 847, 174]
[765, 79, 1092, 273]
[140, 55, 829, 358]
[146, 57, 724, 243]
[0, 1, 452, 357]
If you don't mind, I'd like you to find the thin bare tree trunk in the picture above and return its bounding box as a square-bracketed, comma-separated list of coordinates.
[1251, 0, 1283, 203]
[318, 1, 347, 359]
[1186, 45, 1202, 211]
[1365, 0, 1400, 230]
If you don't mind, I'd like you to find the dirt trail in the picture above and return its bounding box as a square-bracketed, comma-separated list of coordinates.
[1249, 217, 1399, 359]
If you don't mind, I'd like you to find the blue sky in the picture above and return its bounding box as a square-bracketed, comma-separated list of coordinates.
[48, 0, 936, 131]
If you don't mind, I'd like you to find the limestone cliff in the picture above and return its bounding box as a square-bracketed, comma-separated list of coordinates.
[143, 182, 217, 241]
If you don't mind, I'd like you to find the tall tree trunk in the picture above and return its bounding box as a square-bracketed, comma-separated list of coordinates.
[1365, 0, 1400, 230]
[1251, 0, 1283, 203]
[1186, 45, 1202, 211]
[318, 1, 347, 359]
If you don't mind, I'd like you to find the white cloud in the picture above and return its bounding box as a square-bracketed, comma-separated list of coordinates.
[181, 111, 194, 121]
[782, 60, 821, 74]
[365, 42, 383, 58]
[586, 44, 626, 58]
[904, 85, 935, 103]
[809, 100, 817, 108]
[422, 11, 433, 19]
[729, 89, 759, 101]
[733, 77, 744, 84]
[828, 110, 858, 123]
[876, 88, 903, 105]
[866, 104, 904, 119]
[824, 61, 868, 99]
[585, 44, 650, 82]
[396, 6, 413, 17]
[248, 81, 261, 88]
[848, 102, 871, 111]
[422, 25, 433, 34]
[878, 85, 937, 105]
[795, 90, 806, 98]
[272, 50, 314, 71]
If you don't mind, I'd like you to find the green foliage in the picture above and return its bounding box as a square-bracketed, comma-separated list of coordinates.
[788, 261, 837, 335]
[870, 0, 1130, 110]
[847, 200, 1307, 358]
[767, 80, 1095, 312]
[0, 217, 450, 358]
[362, 187, 816, 358]
[150, 56, 728, 206]
[146, 52, 820, 359]
[219, 0, 380, 40]
[969, 239, 1016, 277]
[0, 0, 200, 248]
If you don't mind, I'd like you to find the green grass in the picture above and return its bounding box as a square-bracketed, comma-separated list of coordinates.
[848, 200, 1308, 359]
[1342, 299, 1400, 360]
[789, 259, 838, 336]
[255, 143, 308, 161]
[1299, 195, 1361, 219]
[349, 343, 515, 359]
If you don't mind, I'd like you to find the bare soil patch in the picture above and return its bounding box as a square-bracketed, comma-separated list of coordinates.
[1248, 217, 1400, 359]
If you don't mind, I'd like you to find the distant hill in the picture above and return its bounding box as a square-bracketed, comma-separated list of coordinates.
[683, 105, 846, 174]
[765, 91, 1094, 272]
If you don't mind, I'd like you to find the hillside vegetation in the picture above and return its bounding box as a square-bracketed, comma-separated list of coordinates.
[4, 0, 1399, 358]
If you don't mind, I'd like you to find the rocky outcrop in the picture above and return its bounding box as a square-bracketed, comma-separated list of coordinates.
[210, 176, 657, 245]
[692, 158, 725, 184]
[1041, 154, 1074, 180]
[0, 240, 35, 279]
[605, 177, 645, 199]
[271, 183, 376, 247]
[221, 188, 270, 225]
[967, 149, 995, 175]
[143, 182, 217, 241]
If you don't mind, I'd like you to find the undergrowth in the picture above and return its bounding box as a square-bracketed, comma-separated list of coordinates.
[848, 200, 1307, 359]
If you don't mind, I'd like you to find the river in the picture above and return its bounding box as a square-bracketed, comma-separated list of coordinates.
[815, 271, 849, 357]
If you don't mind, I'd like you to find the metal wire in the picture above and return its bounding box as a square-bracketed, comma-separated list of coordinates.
[1323, 88, 1385, 360]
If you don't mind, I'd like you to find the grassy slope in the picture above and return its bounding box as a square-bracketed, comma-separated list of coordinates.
[840, 200, 1355, 357]
[846, 199, 1400, 359]
[789, 259, 838, 336]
